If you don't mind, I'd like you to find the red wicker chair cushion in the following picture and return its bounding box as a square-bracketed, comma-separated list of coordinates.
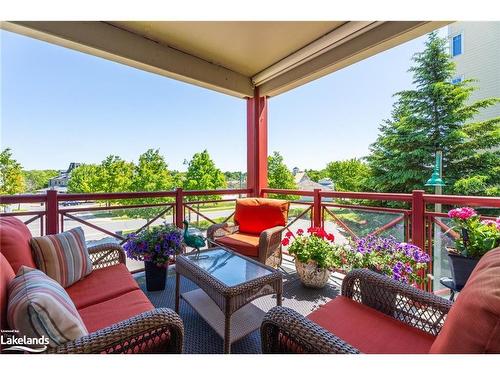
[216, 232, 260, 258]
[430, 247, 500, 353]
[307, 296, 435, 354]
[234, 198, 289, 235]
[0, 253, 15, 330]
[66, 263, 142, 309]
[78, 289, 154, 333]
[0, 217, 36, 273]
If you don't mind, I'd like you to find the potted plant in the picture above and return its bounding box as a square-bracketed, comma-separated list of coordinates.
[282, 227, 340, 288]
[446, 207, 500, 288]
[124, 224, 184, 291]
[334, 235, 431, 314]
[335, 235, 431, 286]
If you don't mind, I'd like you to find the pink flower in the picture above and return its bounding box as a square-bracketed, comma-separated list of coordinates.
[448, 207, 477, 220]
[483, 218, 500, 231]
[281, 237, 290, 246]
[285, 231, 293, 238]
[296, 229, 304, 236]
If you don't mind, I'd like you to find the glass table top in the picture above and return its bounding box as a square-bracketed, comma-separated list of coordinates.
[183, 248, 273, 287]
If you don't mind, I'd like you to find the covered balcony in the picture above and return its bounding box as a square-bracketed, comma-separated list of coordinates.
[1, 21, 499, 355]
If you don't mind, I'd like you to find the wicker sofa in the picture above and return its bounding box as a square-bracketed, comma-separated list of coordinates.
[0, 217, 183, 354]
[261, 247, 500, 354]
[207, 198, 289, 267]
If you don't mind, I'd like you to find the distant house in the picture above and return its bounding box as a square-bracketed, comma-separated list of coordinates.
[292, 168, 334, 201]
[47, 162, 81, 192]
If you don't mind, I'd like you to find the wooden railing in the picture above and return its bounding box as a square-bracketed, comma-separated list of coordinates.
[1, 187, 499, 290]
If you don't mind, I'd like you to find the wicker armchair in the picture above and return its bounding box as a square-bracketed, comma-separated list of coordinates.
[207, 198, 289, 268]
[207, 223, 284, 267]
[261, 269, 452, 354]
[47, 243, 184, 354]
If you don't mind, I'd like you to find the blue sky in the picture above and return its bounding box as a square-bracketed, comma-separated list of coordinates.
[1, 27, 446, 172]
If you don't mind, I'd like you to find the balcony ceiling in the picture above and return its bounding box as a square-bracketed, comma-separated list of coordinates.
[1, 21, 450, 98]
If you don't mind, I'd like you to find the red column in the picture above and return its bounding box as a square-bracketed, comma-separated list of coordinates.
[46, 190, 59, 235]
[313, 189, 322, 228]
[175, 188, 184, 228]
[411, 190, 425, 250]
[247, 87, 268, 197]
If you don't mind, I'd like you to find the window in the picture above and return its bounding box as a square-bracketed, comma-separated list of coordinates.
[451, 33, 463, 57]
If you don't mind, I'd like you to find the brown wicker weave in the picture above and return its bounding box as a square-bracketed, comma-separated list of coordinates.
[176, 247, 283, 353]
[47, 243, 184, 354]
[261, 268, 453, 354]
[207, 223, 284, 267]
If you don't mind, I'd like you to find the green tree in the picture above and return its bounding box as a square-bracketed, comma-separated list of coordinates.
[267, 151, 297, 199]
[324, 158, 371, 192]
[98, 155, 133, 193]
[22, 169, 59, 192]
[67, 164, 101, 193]
[183, 150, 227, 202]
[0, 148, 25, 196]
[305, 169, 326, 183]
[127, 149, 173, 219]
[367, 31, 500, 194]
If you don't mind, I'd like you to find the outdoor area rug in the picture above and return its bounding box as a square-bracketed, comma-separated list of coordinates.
[135, 258, 341, 354]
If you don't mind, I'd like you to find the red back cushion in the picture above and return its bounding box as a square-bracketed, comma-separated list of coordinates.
[234, 198, 289, 235]
[430, 247, 500, 353]
[0, 217, 36, 273]
[0, 253, 15, 330]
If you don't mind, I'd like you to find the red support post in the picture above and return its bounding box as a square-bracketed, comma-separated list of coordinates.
[247, 87, 268, 197]
[45, 190, 59, 235]
[411, 190, 425, 250]
[175, 188, 184, 228]
[313, 189, 322, 228]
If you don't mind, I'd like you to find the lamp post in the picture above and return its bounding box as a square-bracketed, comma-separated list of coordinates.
[425, 150, 446, 288]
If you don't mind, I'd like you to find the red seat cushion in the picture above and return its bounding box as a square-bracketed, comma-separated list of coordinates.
[307, 296, 436, 354]
[66, 263, 140, 309]
[234, 198, 289, 235]
[78, 289, 154, 333]
[216, 232, 260, 258]
[0, 217, 36, 273]
[430, 247, 500, 354]
[0, 253, 15, 330]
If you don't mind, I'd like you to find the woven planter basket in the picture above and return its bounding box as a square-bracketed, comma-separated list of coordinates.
[295, 259, 331, 288]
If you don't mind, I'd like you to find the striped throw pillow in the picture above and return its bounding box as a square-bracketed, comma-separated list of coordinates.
[7, 266, 88, 348]
[31, 227, 92, 288]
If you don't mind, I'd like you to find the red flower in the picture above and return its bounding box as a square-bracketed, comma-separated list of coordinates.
[285, 231, 293, 238]
[296, 229, 304, 236]
[281, 237, 290, 246]
[326, 233, 335, 242]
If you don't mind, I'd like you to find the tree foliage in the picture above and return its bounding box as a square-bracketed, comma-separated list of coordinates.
[324, 158, 371, 192]
[0, 148, 26, 195]
[97, 155, 134, 194]
[183, 150, 227, 201]
[23, 169, 59, 192]
[267, 151, 297, 199]
[67, 164, 102, 193]
[367, 32, 500, 194]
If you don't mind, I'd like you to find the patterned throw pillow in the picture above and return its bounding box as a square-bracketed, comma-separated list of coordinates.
[7, 266, 88, 348]
[31, 227, 92, 288]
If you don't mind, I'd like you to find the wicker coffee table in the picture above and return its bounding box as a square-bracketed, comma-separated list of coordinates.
[175, 247, 283, 353]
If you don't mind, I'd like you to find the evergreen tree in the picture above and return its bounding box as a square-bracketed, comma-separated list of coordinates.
[367, 31, 499, 194]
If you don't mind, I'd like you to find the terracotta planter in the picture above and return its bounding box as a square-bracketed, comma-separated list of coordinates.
[446, 249, 480, 290]
[295, 259, 331, 288]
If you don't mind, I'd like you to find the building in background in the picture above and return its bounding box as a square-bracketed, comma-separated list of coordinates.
[47, 162, 81, 192]
[448, 22, 500, 122]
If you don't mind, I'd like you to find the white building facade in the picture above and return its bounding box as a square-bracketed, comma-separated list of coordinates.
[448, 22, 500, 122]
